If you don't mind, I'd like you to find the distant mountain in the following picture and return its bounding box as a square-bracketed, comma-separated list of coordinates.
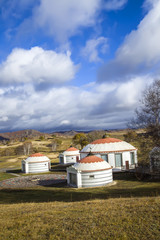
[61, 130, 78, 136]
[0, 129, 48, 141]
[52, 130, 78, 137]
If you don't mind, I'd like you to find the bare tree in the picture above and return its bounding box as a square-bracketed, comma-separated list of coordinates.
[23, 142, 33, 155]
[51, 142, 57, 151]
[48, 139, 62, 151]
[130, 79, 160, 143]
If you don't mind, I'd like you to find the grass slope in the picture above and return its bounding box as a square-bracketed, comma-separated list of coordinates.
[0, 174, 160, 204]
[0, 197, 159, 240]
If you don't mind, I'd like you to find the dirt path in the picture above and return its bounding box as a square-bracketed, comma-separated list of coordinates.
[0, 174, 67, 188]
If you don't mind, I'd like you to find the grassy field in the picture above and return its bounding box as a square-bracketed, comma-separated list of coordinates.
[0, 173, 160, 204]
[0, 197, 159, 240]
[0, 131, 159, 239]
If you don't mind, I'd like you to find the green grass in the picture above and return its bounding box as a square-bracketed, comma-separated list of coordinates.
[0, 171, 159, 239]
[0, 173, 159, 204]
[0, 172, 17, 181]
[0, 197, 159, 240]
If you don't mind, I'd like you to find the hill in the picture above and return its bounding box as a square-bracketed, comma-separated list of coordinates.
[0, 129, 49, 141]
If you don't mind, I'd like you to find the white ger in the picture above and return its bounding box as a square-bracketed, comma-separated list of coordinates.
[80, 138, 137, 172]
[59, 147, 80, 164]
[67, 155, 113, 188]
[21, 153, 51, 173]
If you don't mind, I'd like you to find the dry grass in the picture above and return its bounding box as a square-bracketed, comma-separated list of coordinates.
[0, 173, 17, 181]
[0, 156, 24, 169]
[0, 197, 159, 240]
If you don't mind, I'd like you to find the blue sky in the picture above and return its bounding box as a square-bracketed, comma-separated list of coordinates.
[0, 0, 160, 132]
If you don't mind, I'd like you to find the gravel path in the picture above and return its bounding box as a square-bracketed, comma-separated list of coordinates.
[0, 174, 67, 188]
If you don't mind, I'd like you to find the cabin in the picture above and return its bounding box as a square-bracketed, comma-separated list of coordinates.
[59, 147, 80, 164]
[67, 155, 113, 188]
[21, 153, 51, 173]
[80, 138, 137, 172]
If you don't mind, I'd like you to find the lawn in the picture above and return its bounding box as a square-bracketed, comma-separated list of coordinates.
[0, 172, 17, 181]
[0, 197, 159, 240]
[0, 173, 160, 204]
[0, 171, 159, 240]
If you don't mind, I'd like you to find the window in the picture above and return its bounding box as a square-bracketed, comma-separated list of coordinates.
[101, 154, 108, 162]
[115, 153, 122, 167]
[89, 175, 94, 178]
[130, 152, 135, 165]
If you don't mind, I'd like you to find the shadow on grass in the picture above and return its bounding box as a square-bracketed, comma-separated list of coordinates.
[0, 183, 160, 204]
[51, 162, 72, 172]
[6, 169, 22, 174]
[38, 179, 67, 187]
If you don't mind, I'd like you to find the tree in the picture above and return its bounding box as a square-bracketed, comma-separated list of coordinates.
[73, 133, 88, 149]
[47, 139, 62, 151]
[39, 135, 45, 141]
[124, 130, 137, 142]
[87, 130, 108, 143]
[130, 79, 160, 144]
[23, 142, 33, 155]
[50, 139, 62, 151]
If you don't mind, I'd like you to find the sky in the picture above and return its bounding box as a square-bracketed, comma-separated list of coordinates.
[0, 0, 160, 132]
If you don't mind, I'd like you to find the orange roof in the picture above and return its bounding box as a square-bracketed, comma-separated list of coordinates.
[91, 138, 122, 144]
[80, 155, 104, 163]
[29, 153, 44, 157]
[66, 147, 79, 152]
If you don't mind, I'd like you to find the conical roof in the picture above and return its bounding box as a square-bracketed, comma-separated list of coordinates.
[81, 138, 136, 153]
[24, 153, 50, 163]
[65, 147, 79, 152]
[63, 147, 80, 155]
[73, 155, 111, 172]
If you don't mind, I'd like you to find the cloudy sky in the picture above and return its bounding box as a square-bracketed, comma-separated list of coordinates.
[0, 0, 160, 132]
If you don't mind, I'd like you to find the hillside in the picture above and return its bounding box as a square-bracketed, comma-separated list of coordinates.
[0, 129, 49, 141]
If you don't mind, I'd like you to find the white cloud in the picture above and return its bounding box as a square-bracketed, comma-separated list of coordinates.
[60, 120, 71, 125]
[0, 47, 78, 85]
[104, 0, 127, 10]
[30, 0, 128, 42]
[34, 0, 101, 42]
[98, 0, 160, 82]
[81, 37, 108, 62]
[115, 76, 152, 107]
[0, 76, 149, 131]
[1, 0, 128, 46]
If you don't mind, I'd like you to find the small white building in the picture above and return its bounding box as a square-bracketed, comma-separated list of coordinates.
[67, 155, 113, 188]
[59, 147, 80, 164]
[149, 147, 160, 173]
[80, 138, 137, 172]
[21, 153, 51, 173]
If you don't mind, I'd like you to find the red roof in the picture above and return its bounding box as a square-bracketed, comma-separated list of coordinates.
[80, 155, 104, 163]
[66, 147, 79, 152]
[29, 153, 44, 157]
[91, 138, 122, 144]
